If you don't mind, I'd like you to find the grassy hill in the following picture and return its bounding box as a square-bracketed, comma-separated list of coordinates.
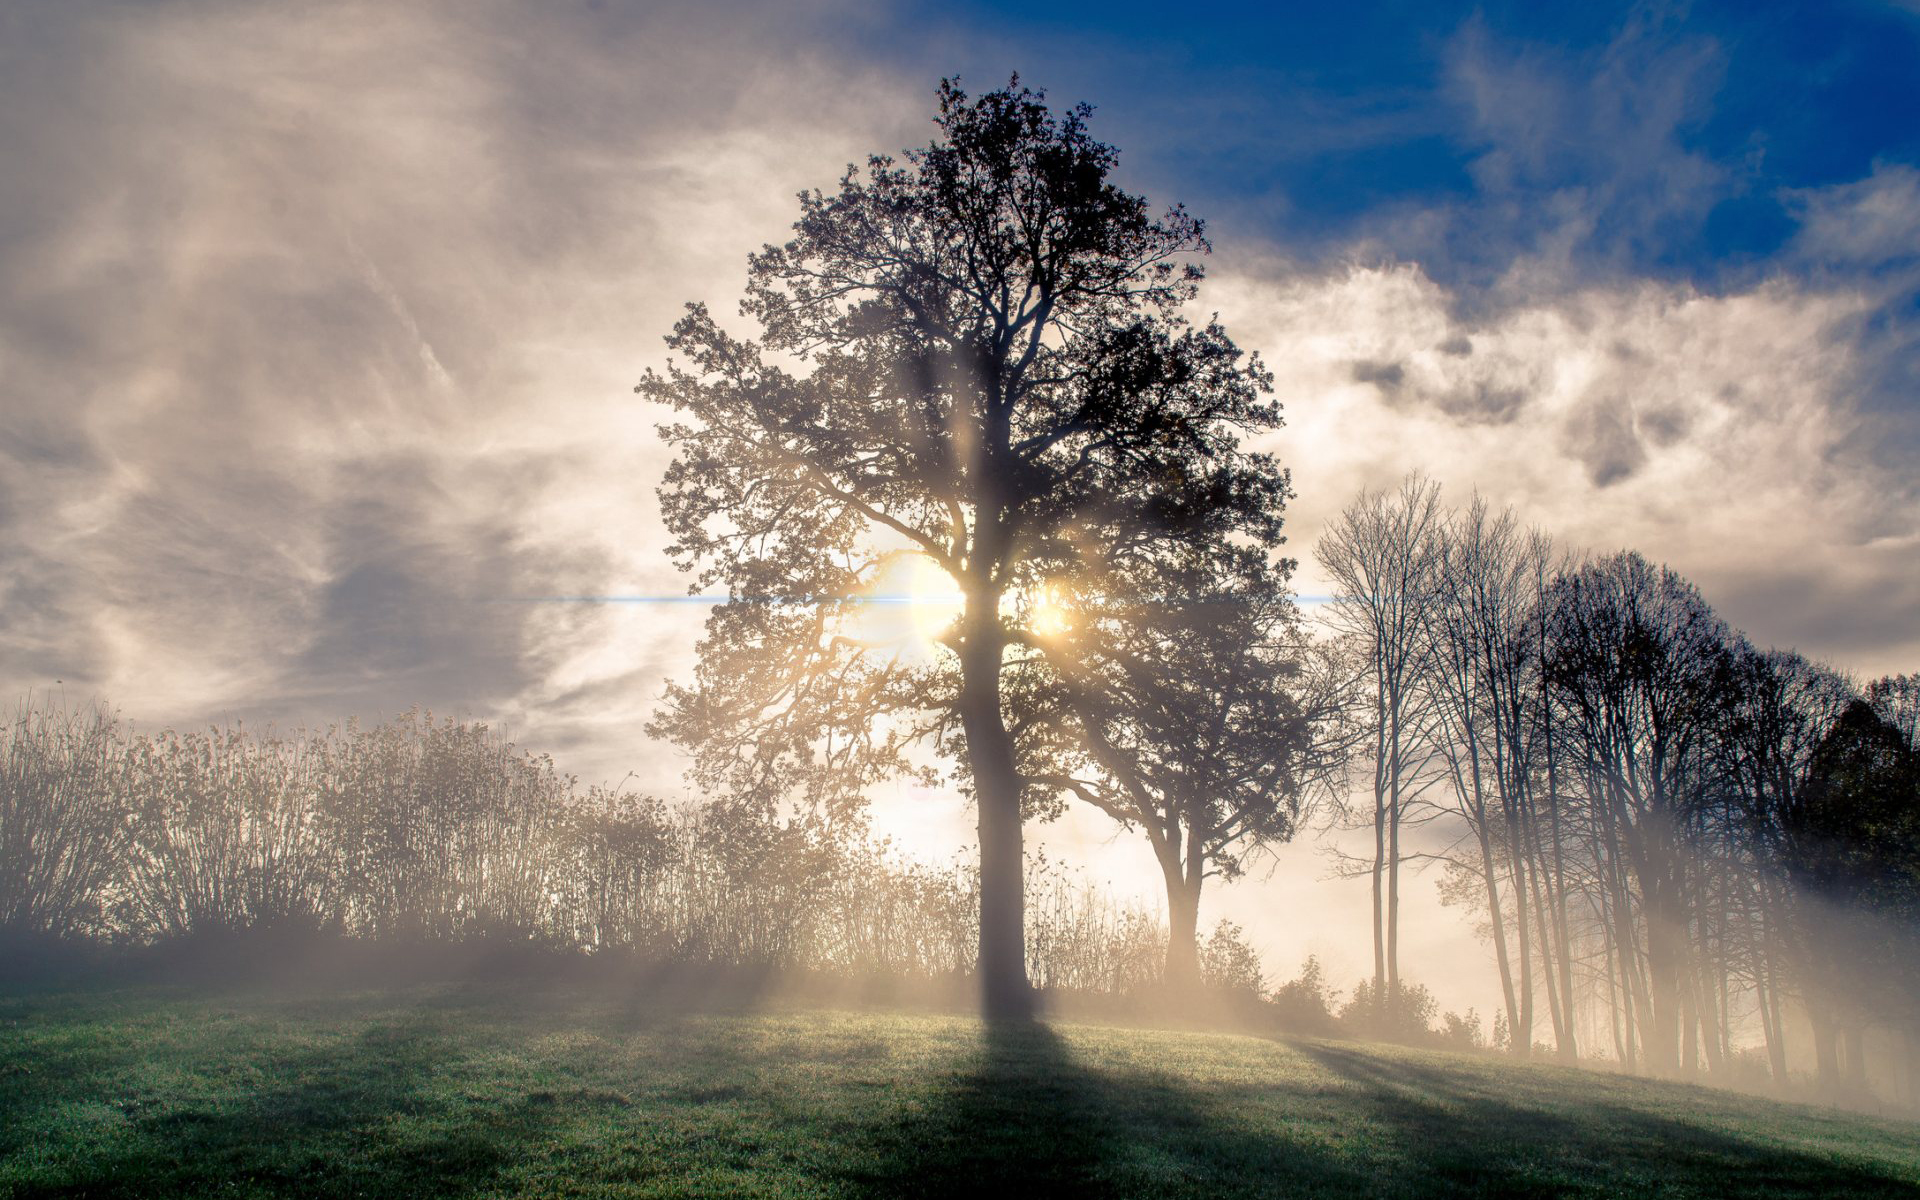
[2, 982, 1915, 1198]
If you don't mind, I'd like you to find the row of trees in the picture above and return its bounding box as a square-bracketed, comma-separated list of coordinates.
[7, 692, 1538, 1055]
[1320, 474, 1920, 1095]
[0, 701, 1227, 992]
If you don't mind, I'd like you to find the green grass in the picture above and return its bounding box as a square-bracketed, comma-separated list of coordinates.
[2, 983, 1916, 1198]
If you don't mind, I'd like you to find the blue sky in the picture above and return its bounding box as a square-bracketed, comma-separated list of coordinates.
[896, 1, 1920, 261]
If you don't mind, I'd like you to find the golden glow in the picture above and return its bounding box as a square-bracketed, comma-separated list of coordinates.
[855, 553, 963, 653]
[1027, 583, 1071, 639]
[902, 554, 965, 644]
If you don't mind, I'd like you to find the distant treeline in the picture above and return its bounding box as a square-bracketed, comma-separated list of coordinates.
[1319, 475, 1920, 1102]
[0, 705, 1270, 997]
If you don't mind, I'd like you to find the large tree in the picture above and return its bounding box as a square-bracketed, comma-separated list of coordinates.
[639, 79, 1285, 1017]
[1709, 645, 1853, 1083]
[1782, 698, 1920, 1094]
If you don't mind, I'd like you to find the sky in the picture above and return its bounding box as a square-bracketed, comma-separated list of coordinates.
[3, 0, 1917, 1017]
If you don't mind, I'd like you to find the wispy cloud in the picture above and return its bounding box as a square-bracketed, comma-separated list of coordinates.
[0, 0, 921, 781]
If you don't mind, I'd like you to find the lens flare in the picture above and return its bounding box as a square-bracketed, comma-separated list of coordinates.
[901, 554, 964, 644]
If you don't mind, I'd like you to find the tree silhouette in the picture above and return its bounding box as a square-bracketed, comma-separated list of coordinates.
[1542, 551, 1732, 1076]
[640, 78, 1284, 1017]
[1032, 541, 1348, 988]
[1783, 699, 1920, 1092]
[1315, 473, 1446, 1013]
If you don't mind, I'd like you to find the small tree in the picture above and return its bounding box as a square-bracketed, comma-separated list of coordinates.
[641, 79, 1283, 1017]
[1198, 918, 1266, 999]
[1030, 541, 1354, 987]
[1271, 954, 1338, 1032]
[1341, 976, 1438, 1043]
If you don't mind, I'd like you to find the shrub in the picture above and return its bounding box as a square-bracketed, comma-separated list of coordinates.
[0, 700, 131, 942]
[1340, 977, 1438, 1043]
[1199, 920, 1266, 999]
[1438, 1007, 1485, 1050]
[1271, 954, 1338, 1033]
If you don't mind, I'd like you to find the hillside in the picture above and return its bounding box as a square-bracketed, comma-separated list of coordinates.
[2, 983, 1915, 1198]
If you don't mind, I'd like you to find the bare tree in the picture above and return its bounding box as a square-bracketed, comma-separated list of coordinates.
[1867, 674, 1919, 752]
[1543, 551, 1732, 1076]
[1316, 472, 1445, 1009]
[0, 698, 130, 943]
[1421, 495, 1565, 1058]
[1709, 645, 1854, 1083]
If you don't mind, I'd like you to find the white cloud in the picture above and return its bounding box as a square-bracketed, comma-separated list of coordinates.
[1209, 258, 1917, 674]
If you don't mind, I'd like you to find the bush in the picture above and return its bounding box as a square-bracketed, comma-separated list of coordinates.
[1438, 1007, 1485, 1050]
[0, 695, 1186, 993]
[1339, 977, 1438, 1043]
[1271, 955, 1338, 1033]
[1199, 920, 1266, 999]
[0, 700, 131, 941]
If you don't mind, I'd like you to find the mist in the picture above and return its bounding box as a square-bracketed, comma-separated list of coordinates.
[3, 4, 1919, 1195]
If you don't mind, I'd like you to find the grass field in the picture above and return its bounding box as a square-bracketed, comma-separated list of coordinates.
[2, 982, 1916, 1198]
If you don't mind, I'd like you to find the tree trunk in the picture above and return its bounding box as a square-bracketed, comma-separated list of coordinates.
[1641, 819, 1685, 1076]
[1477, 823, 1521, 1054]
[1163, 863, 1202, 991]
[1758, 899, 1789, 1084]
[1387, 801, 1401, 1007]
[1386, 702, 1402, 1009]
[959, 600, 1032, 1022]
[1645, 905, 1683, 1076]
[1524, 814, 1568, 1059]
[1754, 975, 1783, 1086]
[1372, 766, 1387, 996]
[1896, 1021, 1912, 1105]
[1680, 985, 1699, 1077]
[1542, 676, 1578, 1063]
[1842, 1024, 1866, 1094]
[1605, 940, 1628, 1069]
[1808, 998, 1840, 1097]
[1511, 815, 1535, 1058]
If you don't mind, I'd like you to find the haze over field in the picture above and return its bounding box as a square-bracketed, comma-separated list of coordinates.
[3, 0, 1917, 1020]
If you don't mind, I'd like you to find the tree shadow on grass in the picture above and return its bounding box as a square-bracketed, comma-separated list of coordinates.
[9, 988, 1917, 1198]
[841, 1018, 1374, 1199]
[1288, 1039, 1920, 1198]
[841, 1022, 1920, 1199]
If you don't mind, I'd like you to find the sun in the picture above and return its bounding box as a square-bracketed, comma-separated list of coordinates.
[900, 553, 965, 644]
[852, 552, 963, 654]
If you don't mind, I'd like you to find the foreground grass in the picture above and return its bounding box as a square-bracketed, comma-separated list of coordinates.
[2, 983, 1916, 1198]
